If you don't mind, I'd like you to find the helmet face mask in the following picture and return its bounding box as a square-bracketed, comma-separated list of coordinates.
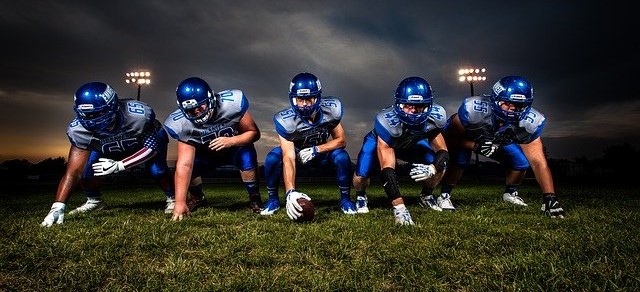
[393, 76, 433, 125]
[289, 72, 322, 119]
[74, 82, 119, 132]
[176, 77, 216, 125]
[490, 76, 534, 123]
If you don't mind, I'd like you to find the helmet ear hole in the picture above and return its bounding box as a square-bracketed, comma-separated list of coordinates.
[393, 76, 433, 125]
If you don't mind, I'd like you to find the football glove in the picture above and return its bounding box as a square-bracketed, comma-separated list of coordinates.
[409, 163, 436, 182]
[297, 146, 318, 164]
[41, 202, 66, 227]
[542, 193, 565, 218]
[285, 190, 311, 220]
[92, 158, 125, 176]
[473, 141, 498, 157]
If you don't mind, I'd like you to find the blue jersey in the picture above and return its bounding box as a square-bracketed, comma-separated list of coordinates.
[67, 99, 160, 158]
[274, 96, 343, 149]
[372, 104, 447, 148]
[164, 89, 249, 149]
[455, 95, 545, 145]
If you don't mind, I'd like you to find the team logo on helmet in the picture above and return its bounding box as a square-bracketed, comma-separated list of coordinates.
[102, 85, 116, 103]
[492, 82, 505, 95]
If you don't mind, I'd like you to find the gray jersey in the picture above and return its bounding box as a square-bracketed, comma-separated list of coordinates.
[274, 96, 343, 149]
[164, 89, 248, 148]
[373, 103, 446, 148]
[67, 99, 158, 156]
[457, 95, 546, 145]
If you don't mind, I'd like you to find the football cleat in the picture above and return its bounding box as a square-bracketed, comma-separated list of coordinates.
[164, 198, 176, 214]
[437, 193, 456, 211]
[249, 194, 262, 214]
[419, 194, 442, 211]
[356, 195, 369, 214]
[260, 198, 281, 215]
[69, 198, 104, 214]
[541, 195, 565, 218]
[186, 194, 207, 212]
[340, 198, 357, 214]
[503, 191, 528, 206]
[393, 207, 415, 225]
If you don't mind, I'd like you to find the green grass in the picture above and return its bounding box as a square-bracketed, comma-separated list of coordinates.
[1, 181, 639, 291]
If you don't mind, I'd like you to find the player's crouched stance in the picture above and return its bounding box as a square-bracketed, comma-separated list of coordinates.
[352, 76, 449, 225]
[439, 75, 565, 218]
[41, 82, 175, 227]
[164, 77, 263, 221]
[260, 72, 357, 218]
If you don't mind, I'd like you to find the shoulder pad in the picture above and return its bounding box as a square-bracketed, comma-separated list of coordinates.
[520, 108, 546, 134]
[374, 106, 403, 138]
[216, 89, 248, 119]
[429, 103, 447, 128]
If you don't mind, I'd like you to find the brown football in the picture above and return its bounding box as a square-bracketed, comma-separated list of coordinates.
[296, 198, 315, 222]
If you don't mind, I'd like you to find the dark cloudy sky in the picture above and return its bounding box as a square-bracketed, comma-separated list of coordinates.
[1, 1, 637, 163]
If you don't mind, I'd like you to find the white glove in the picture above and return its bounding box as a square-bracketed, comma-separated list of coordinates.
[409, 163, 436, 182]
[92, 158, 125, 176]
[297, 146, 318, 164]
[41, 202, 66, 227]
[474, 141, 498, 157]
[285, 190, 312, 220]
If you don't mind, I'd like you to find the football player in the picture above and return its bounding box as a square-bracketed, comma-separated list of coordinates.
[439, 75, 565, 218]
[260, 72, 357, 220]
[164, 77, 262, 221]
[352, 76, 449, 225]
[41, 82, 175, 227]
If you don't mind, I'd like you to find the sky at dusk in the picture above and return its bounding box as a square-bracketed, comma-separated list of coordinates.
[1, 1, 637, 163]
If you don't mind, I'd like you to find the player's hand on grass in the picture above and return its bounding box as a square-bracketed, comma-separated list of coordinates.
[41, 202, 65, 227]
[171, 202, 190, 221]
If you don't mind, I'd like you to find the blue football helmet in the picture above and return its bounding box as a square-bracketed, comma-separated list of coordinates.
[490, 76, 534, 123]
[73, 82, 119, 132]
[289, 72, 322, 119]
[176, 77, 216, 125]
[393, 76, 433, 125]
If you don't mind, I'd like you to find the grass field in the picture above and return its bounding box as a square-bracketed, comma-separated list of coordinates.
[1, 180, 639, 291]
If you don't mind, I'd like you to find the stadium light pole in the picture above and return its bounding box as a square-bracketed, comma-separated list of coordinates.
[458, 67, 487, 169]
[458, 67, 487, 96]
[125, 71, 151, 100]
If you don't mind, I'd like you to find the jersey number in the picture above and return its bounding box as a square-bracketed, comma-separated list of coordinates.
[102, 138, 139, 153]
[472, 99, 489, 113]
[383, 112, 401, 127]
[200, 127, 235, 144]
[127, 102, 145, 115]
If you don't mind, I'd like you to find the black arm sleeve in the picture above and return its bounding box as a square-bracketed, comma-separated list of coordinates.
[381, 167, 402, 200]
[434, 150, 449, 172]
